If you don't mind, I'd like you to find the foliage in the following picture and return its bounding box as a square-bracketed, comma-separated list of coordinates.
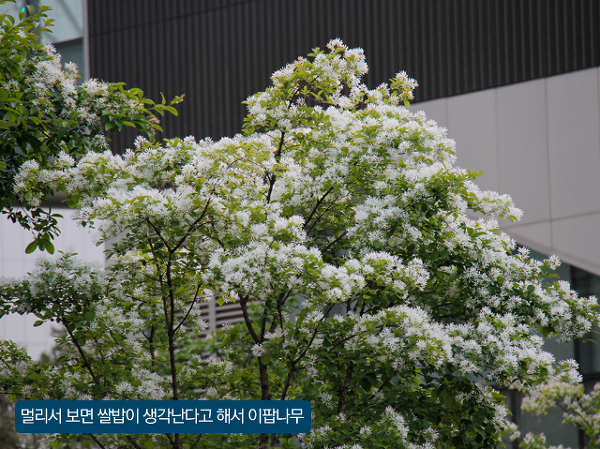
[0, 393, 44, 449]
[0, 0, 182, 253]
[1, 39, 599, 449]
[0, 393, 21, 449]
[513, 379, 600, 449]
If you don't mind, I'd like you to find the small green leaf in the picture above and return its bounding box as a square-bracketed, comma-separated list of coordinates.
[33, 320, 44, 327]
[25, 240, 38, 254]
[162, 105, 178, 116]
[360, 377, 371, 391]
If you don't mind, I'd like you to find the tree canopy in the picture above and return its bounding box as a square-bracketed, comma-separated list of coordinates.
[0, 0, 181, 253]
[1, 36, 598, 449]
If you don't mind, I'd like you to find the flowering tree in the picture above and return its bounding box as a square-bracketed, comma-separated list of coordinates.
[1, 39, 598, 449]
[510, 380, 600, 449]
[0, 0, 181, 253]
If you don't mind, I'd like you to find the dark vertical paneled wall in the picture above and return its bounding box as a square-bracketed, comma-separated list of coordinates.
[88, 0, 600, 149]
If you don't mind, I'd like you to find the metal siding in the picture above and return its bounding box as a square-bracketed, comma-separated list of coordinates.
[88, 0, 600, 149]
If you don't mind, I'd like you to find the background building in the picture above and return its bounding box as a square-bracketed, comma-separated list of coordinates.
[0, 0, 95, 359]
[1, 1, 600, 447]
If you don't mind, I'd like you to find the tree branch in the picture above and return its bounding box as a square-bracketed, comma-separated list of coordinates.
[303, 186, 334, 231]
[87, 433, 106, 449]
[64, 325, 101, 390]
[266, 131, 285, 203]
[337, 361, 354, 413]
[125, 436, 144, 449]
[240, 295, 261, 343]
[172, 197, 212, 253]
[322, 230, 348, 255]
[174, 283, 202, 334]
[292, 304, 335, 365]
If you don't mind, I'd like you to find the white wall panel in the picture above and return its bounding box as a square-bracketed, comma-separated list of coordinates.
[416, 67, 600, 276]
[503, 221, 553, 255]
[415, 98, 448, 129]
[445, 89, 499, 192]
[546, 68, 600, 220]
[552, 212, 600, 275]
[496, 78, 551, 225]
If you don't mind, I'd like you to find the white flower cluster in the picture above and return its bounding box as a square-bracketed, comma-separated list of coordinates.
[9, 38, 600, 448]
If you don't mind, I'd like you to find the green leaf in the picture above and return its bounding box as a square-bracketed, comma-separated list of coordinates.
[162, 105, 178, 116]
[360, 377, 371, 391]
[33, 320, 44, 327]
[25, 240, 38, 254]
